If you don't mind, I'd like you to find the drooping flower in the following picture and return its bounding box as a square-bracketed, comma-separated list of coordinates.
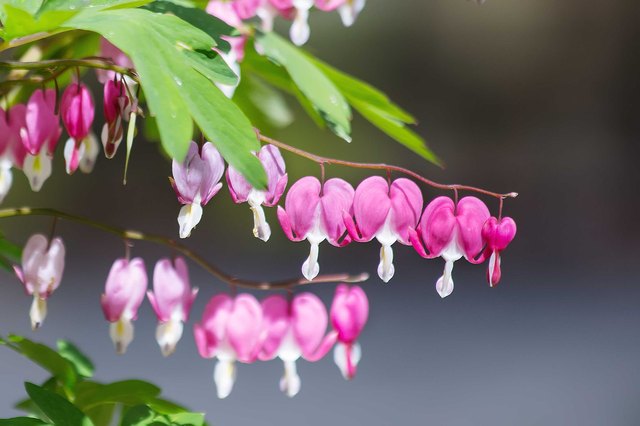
[277, 176, 354, 280]
[344, 176, 422, 282]
[481, 216, 517, 287]
[13, 234, 65, 330]
[409, 196, 490, 298]
[60, 83, 95, 175]
[194, 293, 263, 399]
[101, 79, 130, 159]
[227, 144, 287, 242]
[101, 258, 148, 354]
[330, 284, 368, 380]
[259, 293, 337, 397]
[147, 257, 198, 356]
[170, 141, 225, 238]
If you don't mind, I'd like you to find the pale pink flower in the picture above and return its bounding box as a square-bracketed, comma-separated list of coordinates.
[409, 196, 490, 298]
[482, 216, 517, 287]
[171, 141, 225, 238]
[227, 144, 287, 241]
[330, 284, 368, 380]
[101, 258, 148, 354]
[194, 293, 263, 398]
[344, 177, 422, 282]
[259, 293, 337, 397]
[277, 176, 354, 280]
[13, 234, 65, 329]
[147, 257, 199, 356]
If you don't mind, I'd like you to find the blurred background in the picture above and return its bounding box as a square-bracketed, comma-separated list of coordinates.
[2, 0, 640, 424]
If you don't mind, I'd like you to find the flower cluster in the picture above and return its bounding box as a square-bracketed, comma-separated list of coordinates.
[194, 284, 368, 398]
[173, 146, 518, 296]
[11, 235, 367, 398]
[207, 0, 365, 47]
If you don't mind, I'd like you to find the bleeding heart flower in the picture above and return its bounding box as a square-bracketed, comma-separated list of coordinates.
[259, 293, 337, 397]
[277, 176, 354, 281]
[330, 284, 368, 380]
[61, 83, 95, 175]
[344, 176, 423, 282]
[170, 141, 225, 238]
[101, 79, 130, 159]
[147, 257, 199, 356]
[22, 89, 61, 156]
[409, 196, 490, 298]
[101, 258, 148, 354]
[13, 234, 65, 330]
[482, 216, 517, 287]
[194, 293, 263, 399]
[227, 144, 287, 242]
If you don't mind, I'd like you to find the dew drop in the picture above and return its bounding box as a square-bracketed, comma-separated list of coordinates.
[173, 76, 183, 87]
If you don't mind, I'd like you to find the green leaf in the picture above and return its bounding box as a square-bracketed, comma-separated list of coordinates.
[0, 418, 50, 425]
[147, 398, 189, 415]
[1, 335, 77, 390]
[352, 100, 441, 166]
[0, 4, 74, 40]
[67, 8, 266, 188]
[256, 31, 352, 141]
[36, 0, 152, 14]
[25, 382, 94, 426]
[57, 340, 94, 378]
[84, 404, 115, 426]
[74, 380, 161, 410]
[183, 48, 238, 86]
[168, 413, 205, 426]
[143, 1, 234, 51]
[233, 74, 293, 131]
[120, 405, 161, 426]
[310, 57, 416, 124]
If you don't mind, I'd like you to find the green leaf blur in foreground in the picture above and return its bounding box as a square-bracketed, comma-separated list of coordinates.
[57, 340, 95, 378]
[256, 31, 352, 141]
[25, 382, 94, 426]
[74, 380, 161, 409]
[65, 7, 266, 188]
[0, 418, 50, 425]
[311, 57, 441, 165]
[0, 335, 78, 390]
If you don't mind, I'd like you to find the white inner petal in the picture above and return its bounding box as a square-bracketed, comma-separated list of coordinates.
[333, 341, 362, 380]
[214, 359, 236, 399]
[435, 260, 455, 298]
[110, 317, 134, 355]
[0, 159, 12, 203]
[155, 314, 184, 357]
[178, 201, 203, 239]
[248, 190, 271, 242]
[23, 149, 52, 192]
[29, 296, 47, 330]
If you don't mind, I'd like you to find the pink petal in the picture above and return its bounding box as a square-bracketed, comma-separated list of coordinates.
[194, 323, 217, 359]
[389, 178, 423, 244]
[352, 177, 391, 241]
[232, 0, 261, 19]
[291, 292, 328, 359]
[456, 196, 490, 260]
[227, 293, 263, 363]
[206, 0, 242, 27]
[282, 176, 322, 239]
[258, 144, 287, 204]
[25, 89, 59, 155]
[149, 257, 191, 322]
[0, 108, 9, 156]
[226, 166, 252, 203]
[199, 293, 234, 345]
[330, 284, 368, 344]
[320, 178, 355, 245]
[259, 295, 290, 360]
[61, 83, 94, 142]
[101, 258, 147, 322]
[483, 216, 517, 251]
[200, 142, 225, 204]
[420, 197, 457, 256]
[8, 104, 28, 168]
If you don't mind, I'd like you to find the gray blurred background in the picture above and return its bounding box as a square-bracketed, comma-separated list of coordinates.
[2, 0, 640, 425]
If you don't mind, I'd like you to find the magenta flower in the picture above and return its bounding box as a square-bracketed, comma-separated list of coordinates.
[171, 141, 225, 238]
[19, 89, 61, 191]
[6, 104, 28, 170]
[101, 258, 148, 354]
[13, 234, 65, 330]
[409, 196, 490, 298]
[344, 176, 423, 282]
[61, 83, 96, 175]
[147, 257, 199, 356]
[101, 79, 130, 159]
[194, 293, 263, 398]
[227, 144, 288, 241]
[277, 176, 354, 280]
[330, 284, 368, 380]
[482, 216, 517, 287]
[259, 293, 337, 397]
